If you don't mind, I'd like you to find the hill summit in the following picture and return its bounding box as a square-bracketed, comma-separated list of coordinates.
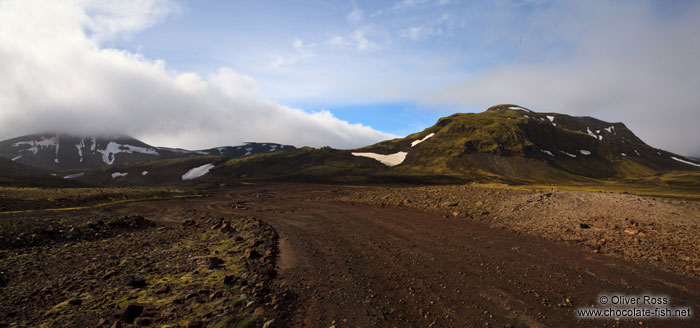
[350, 104, 700, 181]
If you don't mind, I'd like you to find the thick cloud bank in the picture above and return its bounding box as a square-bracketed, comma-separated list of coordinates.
[0, 0, 393, 149]
[428, 1, 700, 156]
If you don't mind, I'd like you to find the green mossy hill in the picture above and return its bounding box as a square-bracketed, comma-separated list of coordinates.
[358, 104, 700, 180]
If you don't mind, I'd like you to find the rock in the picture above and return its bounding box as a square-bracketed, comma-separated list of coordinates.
[134, 317, 154, 326]
[245, 248, 261, 259]
[182, 219, 195, 227]
[207, 257, 224, 269]
[221, 223, 236, 233]
[187, 320, 203, 328]
[264, 249, 274, 258]
[68, 297, 82, 305]
[123, 275, 146, 288]
[262, 319, 275, 328]
[452, 211, 460, 217]
[153, 284, 170, 294]
[103, 270, 118, 280]
[623, 228, 639, 235]
[475, 200, 484, 207]
[121, 304, 143, 323]
[441, 201, 458, 207]
[224, 275, 238, 286]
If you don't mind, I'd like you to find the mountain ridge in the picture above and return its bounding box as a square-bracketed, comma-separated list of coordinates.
[0, 133, 295, 171]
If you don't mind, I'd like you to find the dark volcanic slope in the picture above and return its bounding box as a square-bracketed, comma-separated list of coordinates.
[356, 104, 700, 181]
[0, 133, 294, 171]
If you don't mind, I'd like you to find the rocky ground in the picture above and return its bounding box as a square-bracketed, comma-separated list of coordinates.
[332, 183, 700, 278]
[2, 183, 700, 327]
[0, 214, 281, 328]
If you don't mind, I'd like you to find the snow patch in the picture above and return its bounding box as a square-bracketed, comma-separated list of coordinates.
[11, 155, 21, 161]
[508, 106, 532, 112]
[244, 151, 251, 155]
[546, 115, 556, 126]
[621, 153, 627, 156]
[63, 172, 84, 179]
[604, 126, 615, 134]
[111, 172, 128, 178]
[12, 136, 58, 155]
[634, 150, 640, 156]
[540, 149, 554, 157]
[142, 171, 149, 176]
[671, 156, 700, 168]
[96, 142, 159, 165]
[182, 163, 215, 180]
[586, 127, 597, 138]
[579, 150, 591, 155]
[560, 151, 577, 158]
[411, 133, 435, 147]
[90, 137, 96, 151]
[76, 139, 85, 162]
[352, 151, 408, 166]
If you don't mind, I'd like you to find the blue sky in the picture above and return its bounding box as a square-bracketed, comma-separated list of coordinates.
[102, 0, 545, 136]
[2, 0, 700, 155]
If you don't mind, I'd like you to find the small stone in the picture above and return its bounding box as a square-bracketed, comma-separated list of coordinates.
[579, 223, 590, 229]
[123, 275, 146, 288]
[187, 320, 203, 328]
[245, 248, 261, 259]
[153, 284, 170, 295]
[224, 275, 237, 286]
[624, 228, 639, 235]
[182, 219, 195, 227]
[207, 257, 224, 269]
[134, 317, 154, 326]
[121, 304, 143, 323]
[262, 319, 275, 328]
[452, 211, 460, 217]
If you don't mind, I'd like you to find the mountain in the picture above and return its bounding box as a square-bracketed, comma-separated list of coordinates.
[0, 133, 294, 171]
[350, 104, 700, 182]
[179, 104, 700, 185]
[0, 157, 87, 187]
[6, 105, 698, 187]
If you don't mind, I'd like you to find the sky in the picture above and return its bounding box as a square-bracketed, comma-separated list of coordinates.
[1, 0, 699, 155]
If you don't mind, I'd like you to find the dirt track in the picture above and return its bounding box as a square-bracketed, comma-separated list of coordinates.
[103, 183, 700, 327]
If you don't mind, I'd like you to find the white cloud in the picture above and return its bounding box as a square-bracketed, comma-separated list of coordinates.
[346, 6, 363, 23]
[269, 38, 316, 69]
[327, 35, 351, 47]
[352, 27, 377, 52]
[0, 0, 392, 150]
[82, 0, 183, 42]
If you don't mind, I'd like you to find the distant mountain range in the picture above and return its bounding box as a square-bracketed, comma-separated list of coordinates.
[1, 105, 699, 187]
[0, 133, 294, 170]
